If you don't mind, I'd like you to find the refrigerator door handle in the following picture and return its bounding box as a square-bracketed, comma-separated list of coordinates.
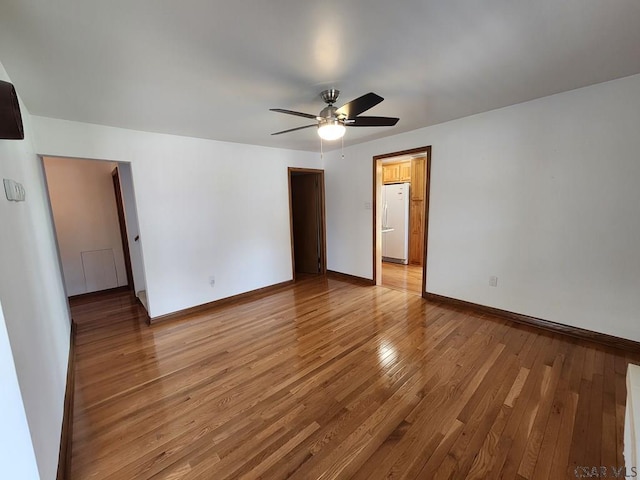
[383, 202, 388, 228]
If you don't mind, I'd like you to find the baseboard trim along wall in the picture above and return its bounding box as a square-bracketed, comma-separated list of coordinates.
[424, 291, 640, 352]
[57, 320, 76, 480]
[326, 270, 376, 286]
[151, 272, 375, 324]
[150, 280, 295, 324]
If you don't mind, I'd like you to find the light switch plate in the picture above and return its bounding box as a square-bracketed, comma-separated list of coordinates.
[4, 178, 15, 200]
[4, 178, 25, 202]
[16, 182, 25, 201]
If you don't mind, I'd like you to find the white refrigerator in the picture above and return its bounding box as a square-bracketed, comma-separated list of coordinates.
[382, 182, 410, 264]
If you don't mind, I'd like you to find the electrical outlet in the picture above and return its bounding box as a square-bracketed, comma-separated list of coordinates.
[209, 275, 215, 287]
[364, 201, 372, 210]
[489, 276, 498, 287]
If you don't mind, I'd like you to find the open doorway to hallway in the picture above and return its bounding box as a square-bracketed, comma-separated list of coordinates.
[42, 156, 149, 312]
[373, 147, 431, 296]
[288, 168, 327, 279]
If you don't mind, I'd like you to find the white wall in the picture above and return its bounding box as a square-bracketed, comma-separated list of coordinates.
[324, 73, 640, 342]
[0, 301, 40, 480]
[32, 117, 322, 318]
[117, 162, 147, 298]
[0, 62, 71, 480]
[44, 157, 128, 296]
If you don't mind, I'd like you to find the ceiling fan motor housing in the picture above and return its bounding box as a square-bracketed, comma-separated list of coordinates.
[320, 89, 340, 105]
[319, 105, 341, 121]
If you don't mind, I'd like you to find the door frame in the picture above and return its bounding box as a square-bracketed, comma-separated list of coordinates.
[288, 167, 327, 280]
[372, 146, 432, 297]
[112, 167, 134, 290]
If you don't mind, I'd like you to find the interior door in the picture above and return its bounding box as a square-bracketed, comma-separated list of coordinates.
[291, 173, 320, 274]
[112, 167, 134, 289]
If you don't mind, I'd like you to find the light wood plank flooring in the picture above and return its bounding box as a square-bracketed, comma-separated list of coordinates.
[382, 262, 423, 295]
[69, 276, 637, 479]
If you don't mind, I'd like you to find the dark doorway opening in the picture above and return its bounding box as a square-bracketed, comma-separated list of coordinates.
[288, 168, 327, 279]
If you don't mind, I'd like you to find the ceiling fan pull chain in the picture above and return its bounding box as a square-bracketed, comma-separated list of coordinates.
[320, 136, 323, 160]
[341, 135, 344, 159]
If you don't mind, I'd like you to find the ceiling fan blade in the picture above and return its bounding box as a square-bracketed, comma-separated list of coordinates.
[346, 116, 399, 127]
[335, 92, 384, 118]
[271, 124, 317, 135]
[270, 108, 317, 119]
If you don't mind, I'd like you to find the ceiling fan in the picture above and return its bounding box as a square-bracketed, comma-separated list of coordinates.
[270, 89, 399, 141]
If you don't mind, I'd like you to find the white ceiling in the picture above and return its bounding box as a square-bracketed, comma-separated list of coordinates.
[1, 0, 639, 152]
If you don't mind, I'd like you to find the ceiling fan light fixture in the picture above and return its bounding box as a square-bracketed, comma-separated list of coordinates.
[317, 119, 345, 141]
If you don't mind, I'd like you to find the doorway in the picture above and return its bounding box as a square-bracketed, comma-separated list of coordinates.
[373, 147, 431, 296]
[42, 156, 148, 310]
[288, 168, 327, 279]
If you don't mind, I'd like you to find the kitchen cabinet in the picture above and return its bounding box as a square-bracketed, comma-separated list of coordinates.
[383, 163, 400, 183]
[409, 199, 424, 266]
[383, 161, 411, 184]
[410, 157, 425, 201]
[408, 157, 426, 265]
[399, 162, 411, 182]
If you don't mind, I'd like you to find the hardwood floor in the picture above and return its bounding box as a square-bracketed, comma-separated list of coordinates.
[382, 262, 422, 295]
[69, 276, 637, 479]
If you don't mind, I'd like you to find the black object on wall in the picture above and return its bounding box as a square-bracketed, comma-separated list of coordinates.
[0, 80, 24, 140]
